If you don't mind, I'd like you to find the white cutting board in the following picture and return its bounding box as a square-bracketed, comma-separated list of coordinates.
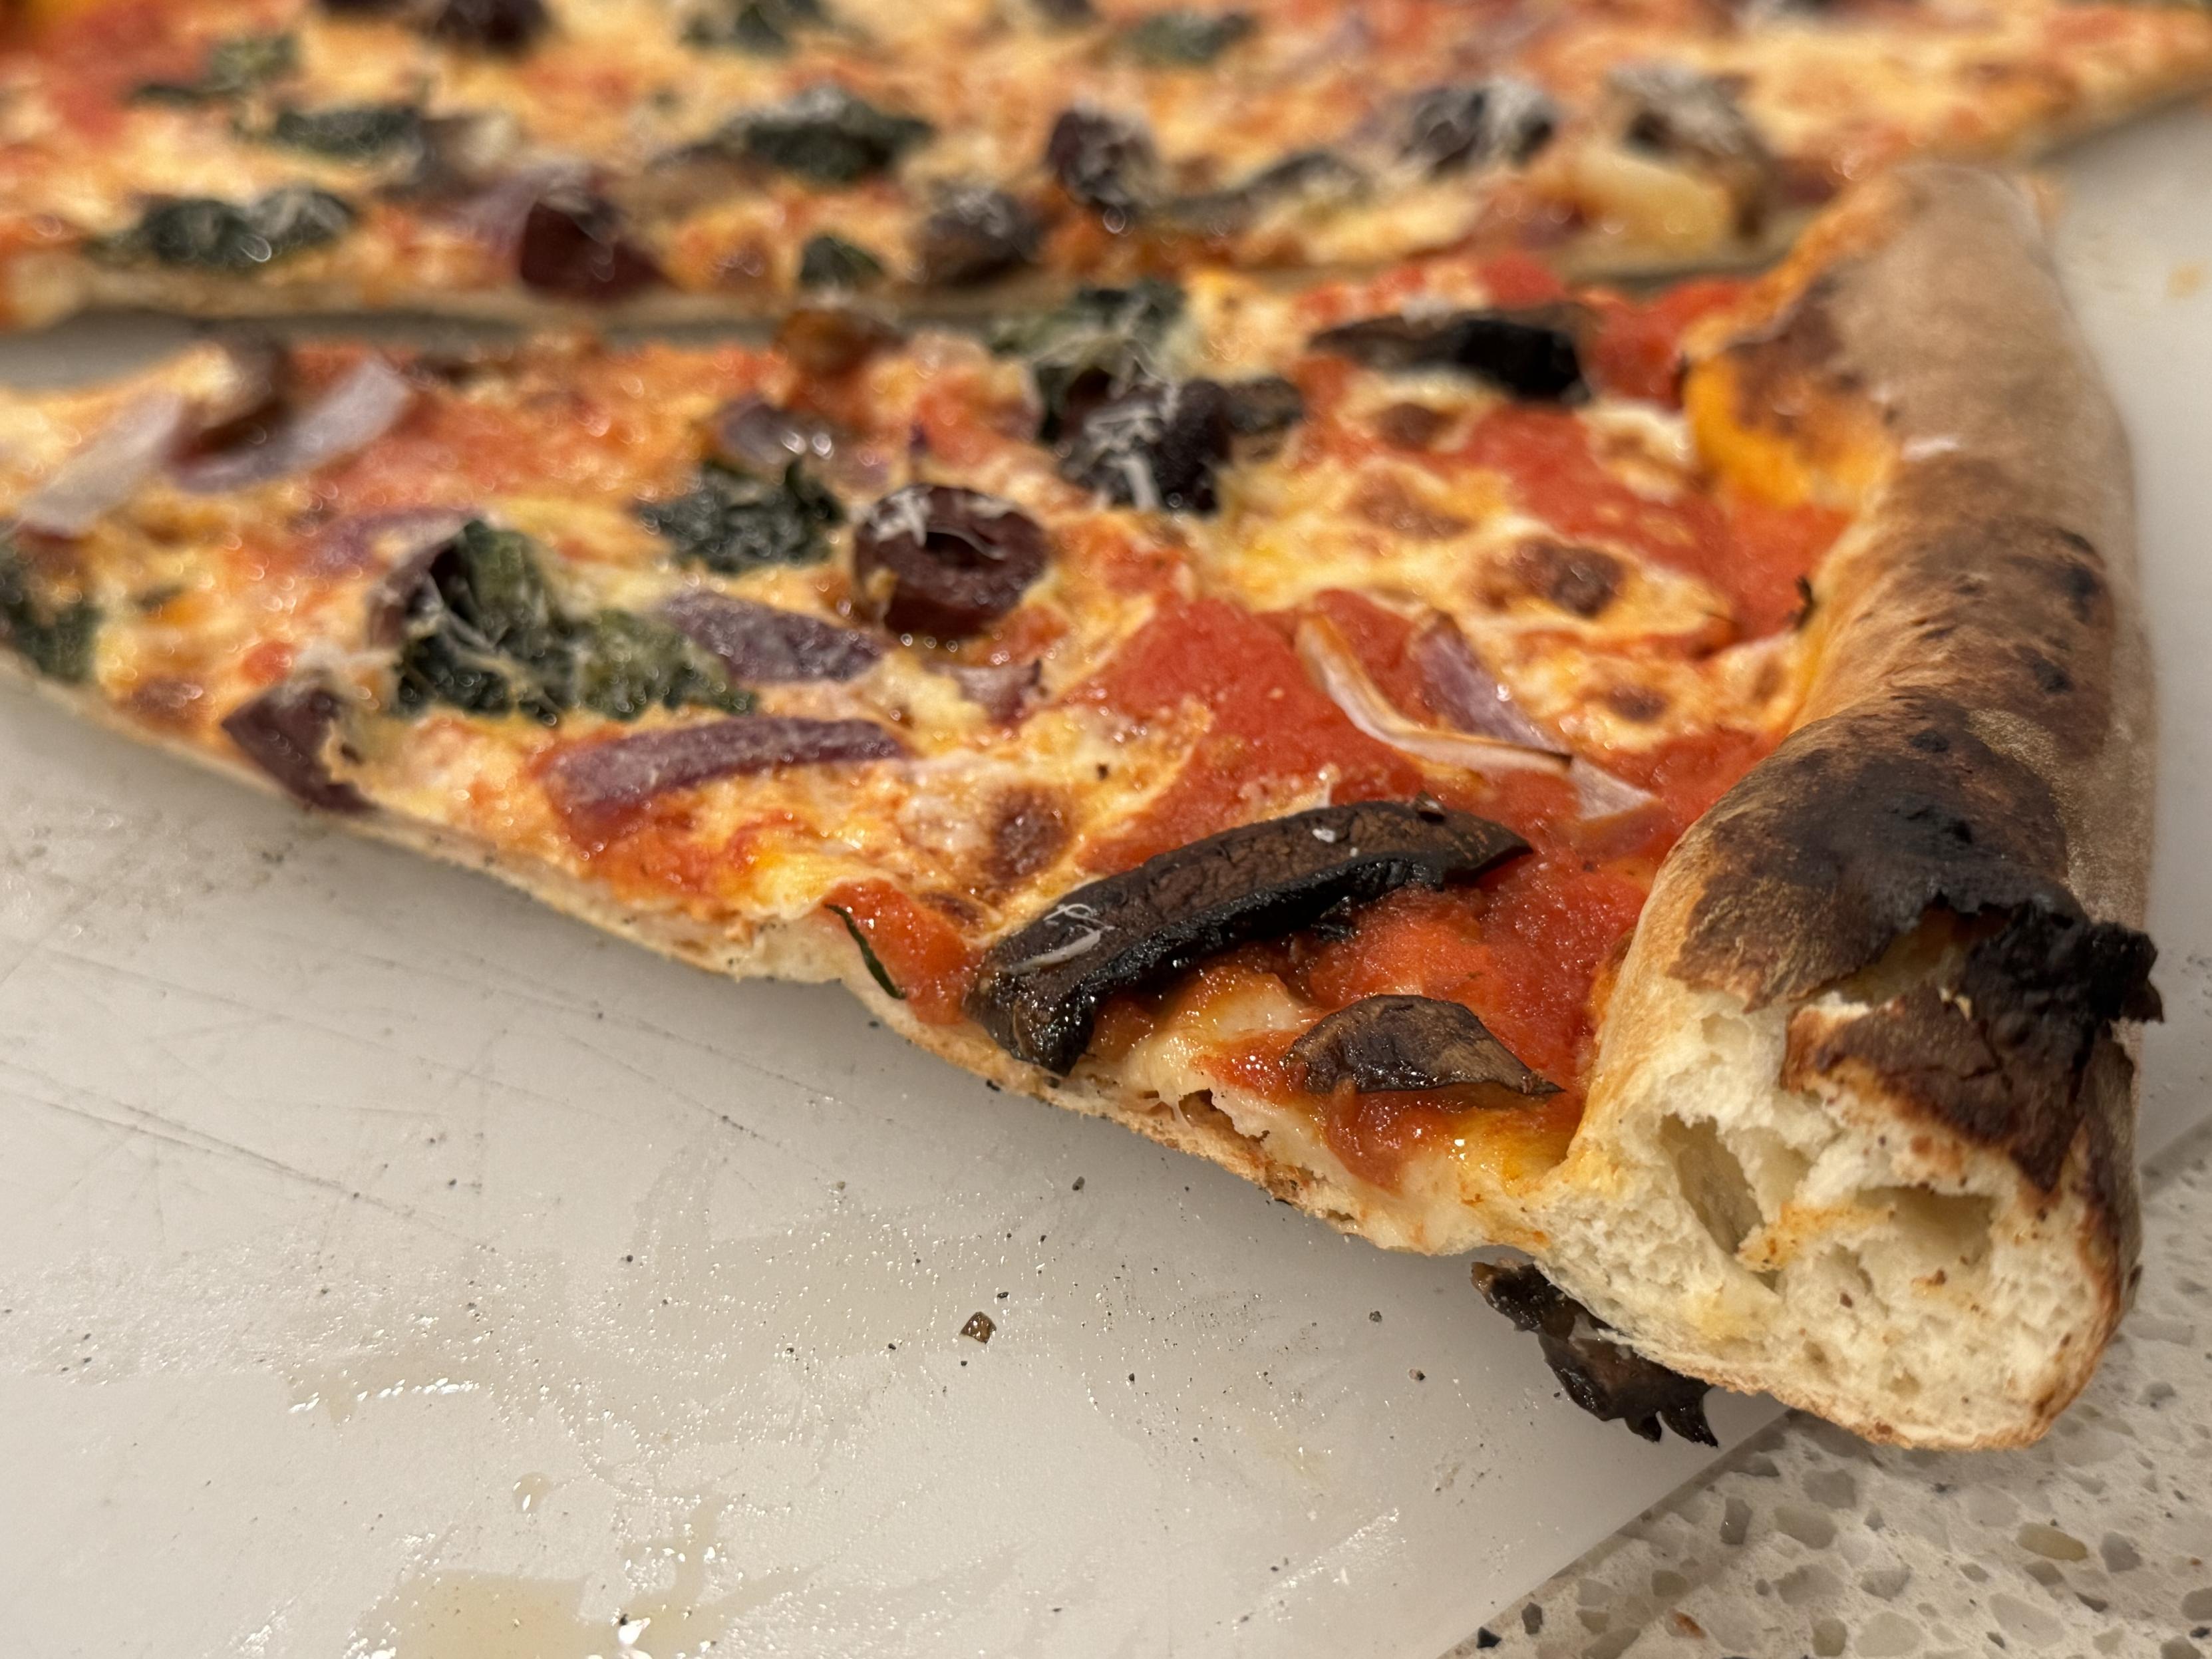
[2, 110, 2209, 1659]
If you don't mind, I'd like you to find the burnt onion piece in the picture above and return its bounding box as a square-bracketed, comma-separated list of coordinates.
[852, 484, 1049, 639]
[220, 680, 371, 813]
[1291, 994, 1559, 1096]
[545, 715, 905, 824]
[1045, 108, 1160, 220]
[969, 802, 1528, 1074]
[516, 191, 663, 300]
[1060, 378, 1231, 514]
[661, 589, 883, 682]
[1312, 305, 1587, 402]
[1472, 1261, 1717, 1445]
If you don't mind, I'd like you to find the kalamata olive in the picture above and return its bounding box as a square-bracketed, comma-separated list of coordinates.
[516, 192, 663, 300]
[1060, 378, 1231, 514]
[852, 484, 1049, 639]
[913, 186, 1042, 287]
[428, 0, 551, 52]
[1045, 108, 1158, 222]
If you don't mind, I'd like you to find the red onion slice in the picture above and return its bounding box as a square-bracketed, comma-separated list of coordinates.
[174, 357, 414, 495]
[17, 390, 187, 537]
[443, 160, 590, 255]
[661, 591, 883, 683]
[1410, 615, 1564, 753]
[546, 716, 906, 831]
[1297, 617, 1571, 781]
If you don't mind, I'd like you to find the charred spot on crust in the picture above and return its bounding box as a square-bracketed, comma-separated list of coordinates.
[968, 802, 1527, 1074]
[1311, 306, 1587, 403]
[221, 680, 371, 813]
[852, 484, 1050, 640]
[1472, 1262, 1716, 1444]
[1513, 540, 1622, 618]
[1291, 996, 1558, 1097]
[1722, 278, 1849, 439]
[987, 787, 1070, 885]
[1784, 903, 2158, 1191]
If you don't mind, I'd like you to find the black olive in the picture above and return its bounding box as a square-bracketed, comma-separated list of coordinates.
[1311, 305, 1588, 402]
[1223, 374, 1304, 438]
[516, 192, 663, 300]
[1060, 379, 1231, 514]
[427, 0, 552, 53]
[913, 186, 1042, 287]
[968, 802, 1529, 1074]
[1044, 108, 1158, 222]
[1400, 79, 1558, 174]
[852, 484, 1049, 639]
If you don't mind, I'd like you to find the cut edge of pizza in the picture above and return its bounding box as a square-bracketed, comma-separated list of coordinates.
[4, 0, 2212, 326]
[0, 162, 2157, 1450]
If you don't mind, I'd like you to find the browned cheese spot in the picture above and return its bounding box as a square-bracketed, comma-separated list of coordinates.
[1348, 475, 1469, 541]
[1513, 540, 1623, 619]
[987, 786, 1070, 885]
[1372, 401, 1452, 450]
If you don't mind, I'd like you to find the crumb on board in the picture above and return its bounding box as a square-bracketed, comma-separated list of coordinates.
[961, 1311, 996, 1344]
[2172, 260, 2205, 299]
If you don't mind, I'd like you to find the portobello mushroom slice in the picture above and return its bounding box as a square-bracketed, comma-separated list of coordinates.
[1311, 305, 1587, 403]
[1472, 1261, 1716, 1445]
[1291, 994, 1559, 1097]
[969, 802, 1527, 1074]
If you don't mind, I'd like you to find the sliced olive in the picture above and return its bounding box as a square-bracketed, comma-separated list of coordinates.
[221, 680, 370, 813]
[1045, 108, 1159, 221]
[1291, 995, 1558, 1096]
[1060, 378, 1231, 514]
[1311, 305, 1587, 403]
[1472, 1262, 1716, 1445]
[969, 802, 1528, 1074]
[1400, 79, 1557, 176]
[516, 192, 663, 300]
[428, 0, 551, 53]
[913, 186, 1042, 287]
[852, 484, 1048, 639]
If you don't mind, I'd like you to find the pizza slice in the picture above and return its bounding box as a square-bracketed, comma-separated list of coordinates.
[0, 163, 2155, 1447]
[2, 0, 2209, 323]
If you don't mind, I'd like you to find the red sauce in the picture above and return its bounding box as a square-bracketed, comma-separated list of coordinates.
[1586, 279, 1748, 404]
[1304, 588, 1440, 722]
[239, 638, 295, 686]
[822, 879, 974, 1025]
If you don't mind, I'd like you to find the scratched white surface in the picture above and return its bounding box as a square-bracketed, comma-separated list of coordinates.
[1, 114, 2208, 1659]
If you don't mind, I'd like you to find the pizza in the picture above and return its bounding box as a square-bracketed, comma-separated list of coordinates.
[0, 161, 2156, 1448]
[1, 0, 2209, 325]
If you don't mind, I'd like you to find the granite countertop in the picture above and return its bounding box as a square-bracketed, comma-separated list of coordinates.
[1452, 1124, 2212, 1658]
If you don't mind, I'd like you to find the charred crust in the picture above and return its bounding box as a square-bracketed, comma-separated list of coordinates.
[1472, 1262, 1717, 1445]
[1783, 904, 2157, 1190]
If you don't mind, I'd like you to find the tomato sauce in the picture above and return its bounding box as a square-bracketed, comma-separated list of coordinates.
[1585, 279, 1750, 404]
[822, 879, 974, 1026]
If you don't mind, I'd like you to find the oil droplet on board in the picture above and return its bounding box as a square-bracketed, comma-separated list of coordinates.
[514, 1473, 553, 1514]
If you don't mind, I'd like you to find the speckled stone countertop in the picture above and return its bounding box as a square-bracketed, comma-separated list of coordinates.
[1448, 1124, 2212, 1659]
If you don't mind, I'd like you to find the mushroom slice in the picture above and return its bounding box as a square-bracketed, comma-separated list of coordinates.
[967, 801, 1527, 1074]
[1291, 994, 1558, 1096]
[1472, 1261, 1716, 1445]
[1310, 305, 1588, 402]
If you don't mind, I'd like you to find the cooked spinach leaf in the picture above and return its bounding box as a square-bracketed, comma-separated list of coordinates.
[132, 31, 298, 105]
[989, 279, 1184, 440]
[726, 85, 933, 185]
[96, 186, 356, 272]
[826, 904, 906, 1000]
[1121, 9, 1252, 65]
[637, 460, 844, 575]
[683, 0, 829, 53]
[796, 232, 885, 291]
[391, 522, 748, 724]
[267, 102, 424, 161]
[0, 539, 98, 684]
